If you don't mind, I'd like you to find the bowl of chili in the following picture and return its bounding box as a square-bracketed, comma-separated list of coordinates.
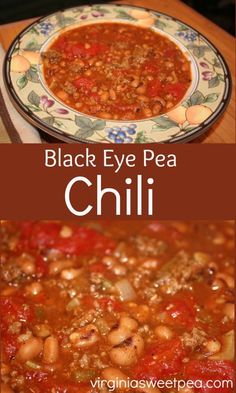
[4, 4, 232, 143]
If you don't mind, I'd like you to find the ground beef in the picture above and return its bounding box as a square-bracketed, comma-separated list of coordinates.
[131, 235, 167, 257]
[63, 81, 77, 95]
[181, 327, 207, 350]
[42, 50, 62, 64]
[153, 251, 209, 294]
[1, 261, 22, 283]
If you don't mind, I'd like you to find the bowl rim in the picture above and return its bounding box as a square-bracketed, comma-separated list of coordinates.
[3, 3, 232, 144]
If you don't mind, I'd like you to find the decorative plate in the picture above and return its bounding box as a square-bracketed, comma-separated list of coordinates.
[4, 4, 232, 143]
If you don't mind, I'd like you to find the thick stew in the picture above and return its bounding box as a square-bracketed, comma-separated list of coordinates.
[0, 221, 234, 393]
[43, 23, 192, 120]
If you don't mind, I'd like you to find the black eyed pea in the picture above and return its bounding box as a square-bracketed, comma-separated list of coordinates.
[69, 324, 100, 348]
[108, 316, 138, 346]
[109, 333, 144, 366]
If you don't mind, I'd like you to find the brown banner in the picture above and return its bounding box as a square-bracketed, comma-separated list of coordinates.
[0, 144, 235, 220]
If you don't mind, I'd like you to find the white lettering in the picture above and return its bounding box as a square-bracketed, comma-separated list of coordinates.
[64, 176, 92, 216]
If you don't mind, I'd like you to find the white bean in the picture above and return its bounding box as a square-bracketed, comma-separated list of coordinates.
[16, 337, 43, 362]
[205, 339, 221, 354]
[101, 367, 128, 387]
[113, 264, 127, 276]
[154, 325, 174, 340]
[60, 268, 81, 280]
[34, 323, 51, 338]
[120, 316, 138, 331]
[21, 260, 36, 275]
[43, 336, 59, 364]
[59, 225, 73, 238]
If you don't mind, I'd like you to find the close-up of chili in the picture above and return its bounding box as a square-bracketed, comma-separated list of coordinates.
[43, 23, 192, 120]
[0, 221, 234, 393]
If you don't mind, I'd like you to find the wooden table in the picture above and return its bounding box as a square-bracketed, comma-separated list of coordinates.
[0, 0, 235, 143]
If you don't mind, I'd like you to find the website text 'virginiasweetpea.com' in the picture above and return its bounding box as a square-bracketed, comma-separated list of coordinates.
[90, 377, 234, 392]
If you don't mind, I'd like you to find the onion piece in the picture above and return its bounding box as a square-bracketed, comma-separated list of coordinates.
[115, 279, 137, 301]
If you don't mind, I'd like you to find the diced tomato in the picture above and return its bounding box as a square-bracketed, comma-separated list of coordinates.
[52, 227, 115, 256]
[18, 222, 61, 250]
[54, 36, 68, 51]
[165, 82, 187, 100]
[35, 255, 48, 277]
[162, 296, 196, 330]
[30, 291, 47, 304]
[147, 79, 162, 97]
[86, 43, 108, 56]
[143, 61, 158, 74]
[2, 333, 19, 360]
[17, 222, 115, 256]
[70, 43, 87, 58]
[0, 296, 34, 325]
[164, 48, 178, 58]
[1, 297, 33, 360]
[184, 360, 235, 393]
[59, 41, 108, 59]
[73, 77, 94, 92]
[133, 338, 186, 380]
